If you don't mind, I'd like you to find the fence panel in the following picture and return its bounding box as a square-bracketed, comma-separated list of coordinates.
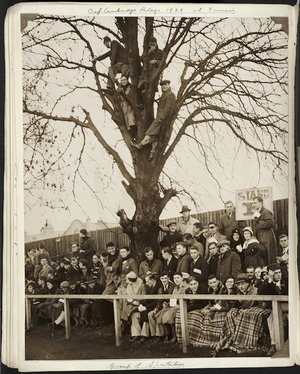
[25, 199, 288, 257]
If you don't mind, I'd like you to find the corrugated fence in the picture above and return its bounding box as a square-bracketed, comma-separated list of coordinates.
[25, 199, 288, 257]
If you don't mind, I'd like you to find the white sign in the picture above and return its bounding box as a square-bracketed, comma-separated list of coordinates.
[236, 187, 273, 221]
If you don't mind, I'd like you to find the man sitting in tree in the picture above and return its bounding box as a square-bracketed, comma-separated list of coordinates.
[92, 36, 129, 91]
[131, 79, 176, 161]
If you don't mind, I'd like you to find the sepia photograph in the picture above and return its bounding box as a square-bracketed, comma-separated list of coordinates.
[2, 2, 298, 371]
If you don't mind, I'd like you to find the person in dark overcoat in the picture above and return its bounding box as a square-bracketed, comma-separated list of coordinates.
[216, 240, 241, 284]
[80, 229, 97, 268]
[92, 36, 129, 89]
[252, 196, 277, 264]
[132, 80, 176, 160]
[161, 247, 178, 280]
[138, 36, 164, 90]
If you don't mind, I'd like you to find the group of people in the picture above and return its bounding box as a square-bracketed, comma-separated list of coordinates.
[92, 35, 176, 161]
[25, 197, 289, 357]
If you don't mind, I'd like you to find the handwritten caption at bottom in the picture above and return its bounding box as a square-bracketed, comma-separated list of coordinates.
[109, 360, 184, 370]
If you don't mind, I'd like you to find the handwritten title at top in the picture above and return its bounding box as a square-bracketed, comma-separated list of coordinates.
[87, 6, 235, 16]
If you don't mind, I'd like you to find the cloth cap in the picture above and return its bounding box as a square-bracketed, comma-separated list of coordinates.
[80, 228, 88, 236]
[166, 220, 177, 227]
[39, 276, 47, 282]
[242, 226, 253, 235]
[217, 239, 230, 247]
[60, 281, 70, 288]
[149, 36, 157, 43]
[160, 79, 171, 86]
[180, 205, 191, 213]
[235, 273, 250, 284]
[126, 271, 137, 280]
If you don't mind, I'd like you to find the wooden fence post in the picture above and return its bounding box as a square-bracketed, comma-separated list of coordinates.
[179, 298, 189, 353]
[113, 299, 122, 346]
[64, 297, 71, 339]
[272, 300, 284, 350]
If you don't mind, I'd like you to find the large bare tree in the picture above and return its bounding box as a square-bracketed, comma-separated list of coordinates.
[22, 16, 288, 258]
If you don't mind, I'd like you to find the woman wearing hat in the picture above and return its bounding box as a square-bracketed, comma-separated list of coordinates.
[242, 227, 266, 271]
[230, 229, 245, 270]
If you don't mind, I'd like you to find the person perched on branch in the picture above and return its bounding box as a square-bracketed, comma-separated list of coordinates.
[117, 76, 137, 139]
[131, 79, 176, 161]
[138, 36, 164, 91]
[92, 36, 129, 91]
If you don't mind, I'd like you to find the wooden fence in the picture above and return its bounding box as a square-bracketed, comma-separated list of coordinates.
[25, 293, 288, 355]
[25, 199, 288, 257]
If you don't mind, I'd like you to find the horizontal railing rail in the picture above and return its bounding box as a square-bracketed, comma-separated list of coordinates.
[25, 293, 288, 354]
[25, 294, 288, 301]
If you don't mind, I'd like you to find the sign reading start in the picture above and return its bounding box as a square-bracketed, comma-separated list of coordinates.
[236, 187, 273, 221]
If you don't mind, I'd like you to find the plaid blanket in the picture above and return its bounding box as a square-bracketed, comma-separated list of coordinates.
[175, 307, 271, 350]
[218, 307, 271, 351]
[175, 309, 227, 346]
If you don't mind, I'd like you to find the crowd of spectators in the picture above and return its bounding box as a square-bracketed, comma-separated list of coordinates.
[25, 198, 289, 357]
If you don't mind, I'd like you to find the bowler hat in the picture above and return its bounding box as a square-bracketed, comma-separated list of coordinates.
[160, 79, 171, 86]
[235, 273, 250, 284]
[180, 205, 191, 213]
[166, 220, 177, 227]
[217, 239, 230, 247]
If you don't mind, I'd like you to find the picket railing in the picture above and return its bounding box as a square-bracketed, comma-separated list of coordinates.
[25, 294, 288, 354]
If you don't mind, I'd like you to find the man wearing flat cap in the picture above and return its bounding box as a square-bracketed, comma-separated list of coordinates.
[160, 220, 182, 249]
[132, 79, 176, 160]
[216, 239, 241, 284]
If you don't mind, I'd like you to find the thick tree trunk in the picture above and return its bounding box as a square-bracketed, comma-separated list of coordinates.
[118, 178, 165, 262]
